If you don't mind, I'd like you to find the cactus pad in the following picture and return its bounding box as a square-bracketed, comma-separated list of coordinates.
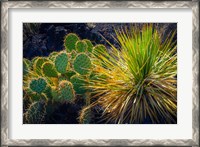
[58, 75, 67, 82]
[33, 57, 49, 75]
[32, 56, 39, 64]
[64, 33, 79, 52]
[93, 44, 110, 67]
[73, 53, 92, 75]
[29, 92, 41, 101]
[23, 91, 33, 113]
[25, 101, 46, 124]
[65, 70, 76, 80]
[79, 107, 92, 124]
[43, 86, 53, 100]
[58, 80, 75, 101]
[51, 87, 59, 101]
[23, 58, 31, 76]
[70, 50, 77, 60]
[55, 53, 68, 74]
[42, 62, 58, 77]
[83, 39, 93, 53]
[23, 58, 31, 66]
[29, 78, 47, 94]
[30, 92, 48, 102]
[70, 75, 87, 94]
[93, 44, 107, 56]
[75, 40, 87, 53]
[49, 51, 59, 61]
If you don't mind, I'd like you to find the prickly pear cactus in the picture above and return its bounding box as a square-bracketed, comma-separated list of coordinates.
[27, 91, 42, 101]
[42, 62, 58, 77]
[58, 75, 67, 82]
[31, 57, 39, 66]
[73, 53, 92, 75]
[28, 93, 48, 102]
[40, 93, 48, 101]
[23, 58, 31, 76]
[83, 39, 93, 53]
[65, 70, 76, 80]
[70, 50, 77, 60]
[33, 57, 49, 75]
[64, 33, 79, 52]
[93, 44, 107, 56]
[58, 80, 75, 102]
[70, 74, 87, 94]
[23, 91, 33, 113]
[79, 107, 92, 124]
[51, 86, 59, 100]
[29, 78, 47, 94]
[25, 101, 46, 124]
[43, 86, 53, 100]
[49, 51, 59, 61]
[23, 32, 99, 124]
[93, 44, 109, 67]
[75, 40, 87, 53]
[55, 53, 68, 74]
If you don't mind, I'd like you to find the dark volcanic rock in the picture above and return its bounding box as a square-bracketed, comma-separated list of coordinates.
[46, 25, 67, 53]
[23, 24, 67, 59]
[45, 101, 82, 124]
[23, 34, 47, 59]
[23, 23, 177, 60]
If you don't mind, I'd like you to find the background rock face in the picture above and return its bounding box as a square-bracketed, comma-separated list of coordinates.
[23, 23, 177, 59]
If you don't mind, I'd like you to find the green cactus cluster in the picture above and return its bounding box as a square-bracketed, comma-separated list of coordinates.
[64, 33, 79, 52]
[76, 40, 87, 53]
[42, 62, 58, 77]
[55, 53, 68, 74]
[23, 33, 104, 124]
[73, 53, 92, 75]
[83, 39, 93, 53]
[24, 101, 46, 124]
[33, 57, 49, 75]
[23, 58, 31, 76]
[70, 74, 87, 94]
[58, 80, 75, 102]
[29, 78, 47, 94]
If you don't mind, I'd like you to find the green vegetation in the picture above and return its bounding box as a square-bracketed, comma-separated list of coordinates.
[88, 24, 177, 123]
[23, 25, 177, 124]
[23, 33, 94, 124]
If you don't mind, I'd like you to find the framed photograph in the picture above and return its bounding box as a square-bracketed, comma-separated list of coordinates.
[1, 1, 199, 146]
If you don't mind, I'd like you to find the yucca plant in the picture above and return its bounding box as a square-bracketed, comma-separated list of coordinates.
[88, 24, 177, 124]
